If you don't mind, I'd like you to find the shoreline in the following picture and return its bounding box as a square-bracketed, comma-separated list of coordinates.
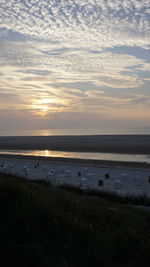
[1, 154, 150, 170]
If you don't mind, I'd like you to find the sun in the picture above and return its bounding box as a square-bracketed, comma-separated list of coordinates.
[44, 149, 49, 156]
[37, 99, 55, 105]
[40, 105, 49, 111]
[31, 97, 67, 116]
[31, 103, 49, 116]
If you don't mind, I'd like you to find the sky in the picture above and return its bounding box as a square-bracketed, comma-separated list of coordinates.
[0, 0, 150, 135]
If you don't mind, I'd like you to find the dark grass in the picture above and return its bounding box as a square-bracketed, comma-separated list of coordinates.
[59, 184, 150, 206]
[0, 173, 150, 267]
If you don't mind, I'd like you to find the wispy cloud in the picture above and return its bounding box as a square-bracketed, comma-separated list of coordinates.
[0, 40, 148, 84]
[0, 0, 150, 133]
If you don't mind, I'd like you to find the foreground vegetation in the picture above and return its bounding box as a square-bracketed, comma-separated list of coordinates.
[59, 183, 150, 206]
[0, 173, 150, 267]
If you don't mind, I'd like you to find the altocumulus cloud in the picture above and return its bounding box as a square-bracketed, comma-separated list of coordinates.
[0, 0, 150, 133]
[0, 0, 150, 48]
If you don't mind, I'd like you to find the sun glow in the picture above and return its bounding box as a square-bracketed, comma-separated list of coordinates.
[32, 98, 62, 116]
[31, 103, 50, 116]
[40, 105, 49, 110]
[31, 97, 68, 115]
[44, 149, 49, 156]
[32, 104, 49, 110]
[37, 99, 55, 105]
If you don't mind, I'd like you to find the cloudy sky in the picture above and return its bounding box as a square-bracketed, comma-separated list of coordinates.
[0, 0, 150, 135]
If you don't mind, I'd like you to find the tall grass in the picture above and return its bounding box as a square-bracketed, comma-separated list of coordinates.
[0, 173, 150, 267]
[59, 184, 150, 206]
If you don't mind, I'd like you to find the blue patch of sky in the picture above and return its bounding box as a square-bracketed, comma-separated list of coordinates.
[90, 46, 150, 63]
[41, 47, 79, 56]
[16, 69, 52, 76]
[0, 28, 27, 42]
[138, 82, 150, 96]
[50, 82, 99, 91]
[121, 68, 150, 79]
[50, 79, 150, 96]
[101, 83, 150, 96]
[0, 28, 59, 44]
[104, 46, 150, 63]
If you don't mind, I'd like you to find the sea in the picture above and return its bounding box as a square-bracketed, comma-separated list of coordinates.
[0, 130, 150, 163]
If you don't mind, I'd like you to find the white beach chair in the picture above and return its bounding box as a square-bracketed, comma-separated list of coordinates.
[114, 180, 122, 190]
[61, 166, 66, 173]
[47, 171, 56, 185]
[135, 175, 144, 186]
[43, 165, 48, 171]
[64, 170, 70, 177]
[83, 167, 88, 175]
[80, 177, 88, 190]
[121, 173, 128, 182]
[25, 168, 30, 178]
[49, 169, 56, 175]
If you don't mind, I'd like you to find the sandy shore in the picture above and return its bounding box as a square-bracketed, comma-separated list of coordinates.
[0, 154, 150, 170]
[1, 154, 150, 197]
[0, 135, 150, 154]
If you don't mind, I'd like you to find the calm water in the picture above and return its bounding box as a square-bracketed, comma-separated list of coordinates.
[0, 149, 150, 163]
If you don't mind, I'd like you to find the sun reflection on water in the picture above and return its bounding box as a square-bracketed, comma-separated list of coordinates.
[0, 149, 150, 163]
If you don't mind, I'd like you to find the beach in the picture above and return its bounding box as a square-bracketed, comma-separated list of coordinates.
[0, 135, 150, 154]
[0, 153, 150, 197]
[0, 135, 150, 197]
[0, 153, 150, 170]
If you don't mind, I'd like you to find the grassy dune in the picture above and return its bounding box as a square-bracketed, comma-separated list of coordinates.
[0, 173, 150, 266]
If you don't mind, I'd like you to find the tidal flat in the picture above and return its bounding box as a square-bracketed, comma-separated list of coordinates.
[0, 135, 150, 154]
